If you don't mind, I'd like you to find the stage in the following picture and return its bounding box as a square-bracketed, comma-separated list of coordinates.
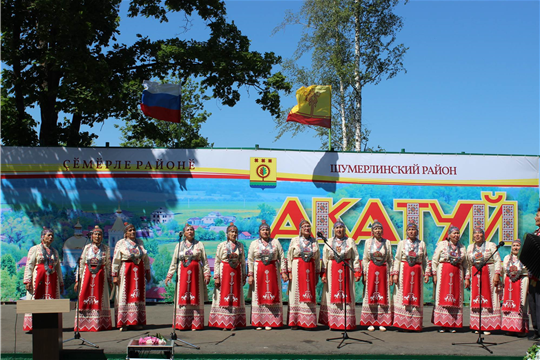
[1, 303, 535, 359]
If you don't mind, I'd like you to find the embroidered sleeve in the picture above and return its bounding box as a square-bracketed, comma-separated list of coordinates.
[214, 242, 223, 279]
[351, 238, 361, 274]
[361, 239, 370, 275]
[431, 242, 442, 276]
[386, 241, 394, 273]
[276, 240, 288, 274]
[391, 241, 403, 277]
[105, 245, 112, 286]
[111, 240, 123, 277]
[464, 245, 472, 279]
[492, 243, 502, 276]
[287, 238, 296, 274]
[166, 243, 180, 280]
[23, 246, 37, 284]
[200, 243, 211, 277]
[77, 245, 88, 282]
[314, 242, 321, 275]
[247, 241, 256, 277]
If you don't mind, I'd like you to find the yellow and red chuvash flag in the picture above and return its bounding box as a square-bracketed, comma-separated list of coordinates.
[286, 85, 331, 129]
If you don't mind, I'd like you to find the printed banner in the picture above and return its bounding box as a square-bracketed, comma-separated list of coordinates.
[1, 147, 538, 303]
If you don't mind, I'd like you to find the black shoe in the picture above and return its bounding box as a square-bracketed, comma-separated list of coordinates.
[530, 331, 540, 341]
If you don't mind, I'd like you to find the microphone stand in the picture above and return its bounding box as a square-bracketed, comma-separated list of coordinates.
[318, 232, 371, 349]
[64, 234, 99, 348]
[170, 232, 199, 350]
[452, 240, 504, 354]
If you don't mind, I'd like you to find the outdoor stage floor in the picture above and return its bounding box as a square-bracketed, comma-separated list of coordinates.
[1, 303, 536, 359]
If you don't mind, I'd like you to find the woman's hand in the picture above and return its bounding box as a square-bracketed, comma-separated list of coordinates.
[204, 276, 211, 285]
[393, 274, 398, 285]
[248, 275, 254, 286]
[282, 273, 289, 282]
[424, 275, 429, 284]
[145, 272, 151, 283]
[493, 274, 500, 287]
[465, 278, 470, 289]
[164, 278, 171, 286]
[432, 275, 437, 285]
[321, 275, 327, 284]
[214, 278, 220, 288]
[74, 281, 78, 292]
[113, 276, 119, 285]
[25, 283, 33, 294]
[354, 276, 361, 282]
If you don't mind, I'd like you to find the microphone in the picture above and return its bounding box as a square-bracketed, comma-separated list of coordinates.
[316, 231, 327, 241]
[497, 241, 505, 248]
[178, 231, 183, 242]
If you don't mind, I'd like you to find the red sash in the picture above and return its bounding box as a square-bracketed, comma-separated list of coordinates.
[123, 261, 145, 304]
[178, 261, 200, 305]
[438, 262, 461, 307]
[471, 266, 492, 309]
[502, 276, 522, 312]
[367, 262, 388, 305]
[256, 260, 280, 304]
[330, 259, 352, 304]
[401, 262, 421, 307]
[34, 263, 58, 299]
[79, 265, 104, 311]
[219, 262, 242, 307]
[296, 258, 316, 303]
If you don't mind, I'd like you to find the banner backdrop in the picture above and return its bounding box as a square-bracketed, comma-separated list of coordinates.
[1, 147, 538, 303]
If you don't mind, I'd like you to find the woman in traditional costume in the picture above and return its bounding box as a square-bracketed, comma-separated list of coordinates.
[112, 223, 151, 331]
[74, 225, 113, 331]
[287, 219, 321, 329]
[208, 223, 247, 330]
[465, 227, 501, 335]
[23, 227, 64, 332]
[431, 225, 467, 333]
[319, 220, 361, 330]
[501, 239, 529, 336]
[360, 220, 393, 331]
[391, 222, 431, 331]
[247, 220, 288, 330]
[165, 224, 211, 331]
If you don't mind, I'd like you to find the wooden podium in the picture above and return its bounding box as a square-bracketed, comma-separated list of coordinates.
[17, 299, 71, 360]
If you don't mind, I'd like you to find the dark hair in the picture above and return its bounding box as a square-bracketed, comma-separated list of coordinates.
[41, 227, 54, 237]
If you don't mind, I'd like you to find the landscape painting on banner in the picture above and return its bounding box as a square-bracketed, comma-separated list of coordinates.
[1, 147, 538, 303]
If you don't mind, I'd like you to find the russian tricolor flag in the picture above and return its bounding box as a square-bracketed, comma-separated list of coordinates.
[140, 80, 181, 123]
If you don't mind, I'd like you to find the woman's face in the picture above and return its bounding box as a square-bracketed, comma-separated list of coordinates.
[42, 232, 54, 246]
[260, 227, 270, 240]
[372, 226, 383, 239]
[535, 211, 540, 227]
[126, 227, 136, 239]
[300, 223, 311, 238]
[92, 231, 103, 245]
[449, 230, 460, 244]
[511, 242, 521, 255]
[227, 228, 238, 241]
[184, 227, 195, 240]
[406, 227, 418, 240]
[473, 230, 484, 244]
[334, 225, 345, 238]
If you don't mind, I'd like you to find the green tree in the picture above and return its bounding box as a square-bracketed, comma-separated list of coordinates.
[116, 78, 212, 148]
[274, 0, 405, 151]
[256, 203, 277, 223]
[1, 254, 17, 276]
[143, 238, 159, 259]
[1, 0, 291, 146]
[0, 269, 17, 301]
[214, 218, 224, 226]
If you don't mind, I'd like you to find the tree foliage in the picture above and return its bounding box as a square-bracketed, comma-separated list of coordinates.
[1, 0, 291, 146]
[274, 0, 406, 151]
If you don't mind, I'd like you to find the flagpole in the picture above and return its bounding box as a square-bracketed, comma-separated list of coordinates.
[328, 127, 332, 151]
[177, 83, 182, 148]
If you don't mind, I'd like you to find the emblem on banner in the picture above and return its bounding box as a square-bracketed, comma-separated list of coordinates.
[250, 157, 277, 189]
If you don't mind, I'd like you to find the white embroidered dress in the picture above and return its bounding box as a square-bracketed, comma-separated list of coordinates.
[248, 238, 287, 328]
[166, 240, 210, 330]
[319, 237, 361, 330]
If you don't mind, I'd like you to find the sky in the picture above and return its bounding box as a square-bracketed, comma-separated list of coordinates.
[84, 0, 539, 155]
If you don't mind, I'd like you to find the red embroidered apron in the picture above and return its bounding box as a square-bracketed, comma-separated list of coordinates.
[256, 260, 280, 305]
[219, 262, 242, 307]
[330, 259, 352, 304]
[438, 262, 461, 307]
[401, 262, 421, 307]
[79, 265, 105, 311]
[367, 262, 388, 305]
[295, 258, 316, 303]
[178, 261, 200, 306]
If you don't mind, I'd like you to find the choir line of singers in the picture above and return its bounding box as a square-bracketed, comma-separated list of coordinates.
[22, 211, 540, 341]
